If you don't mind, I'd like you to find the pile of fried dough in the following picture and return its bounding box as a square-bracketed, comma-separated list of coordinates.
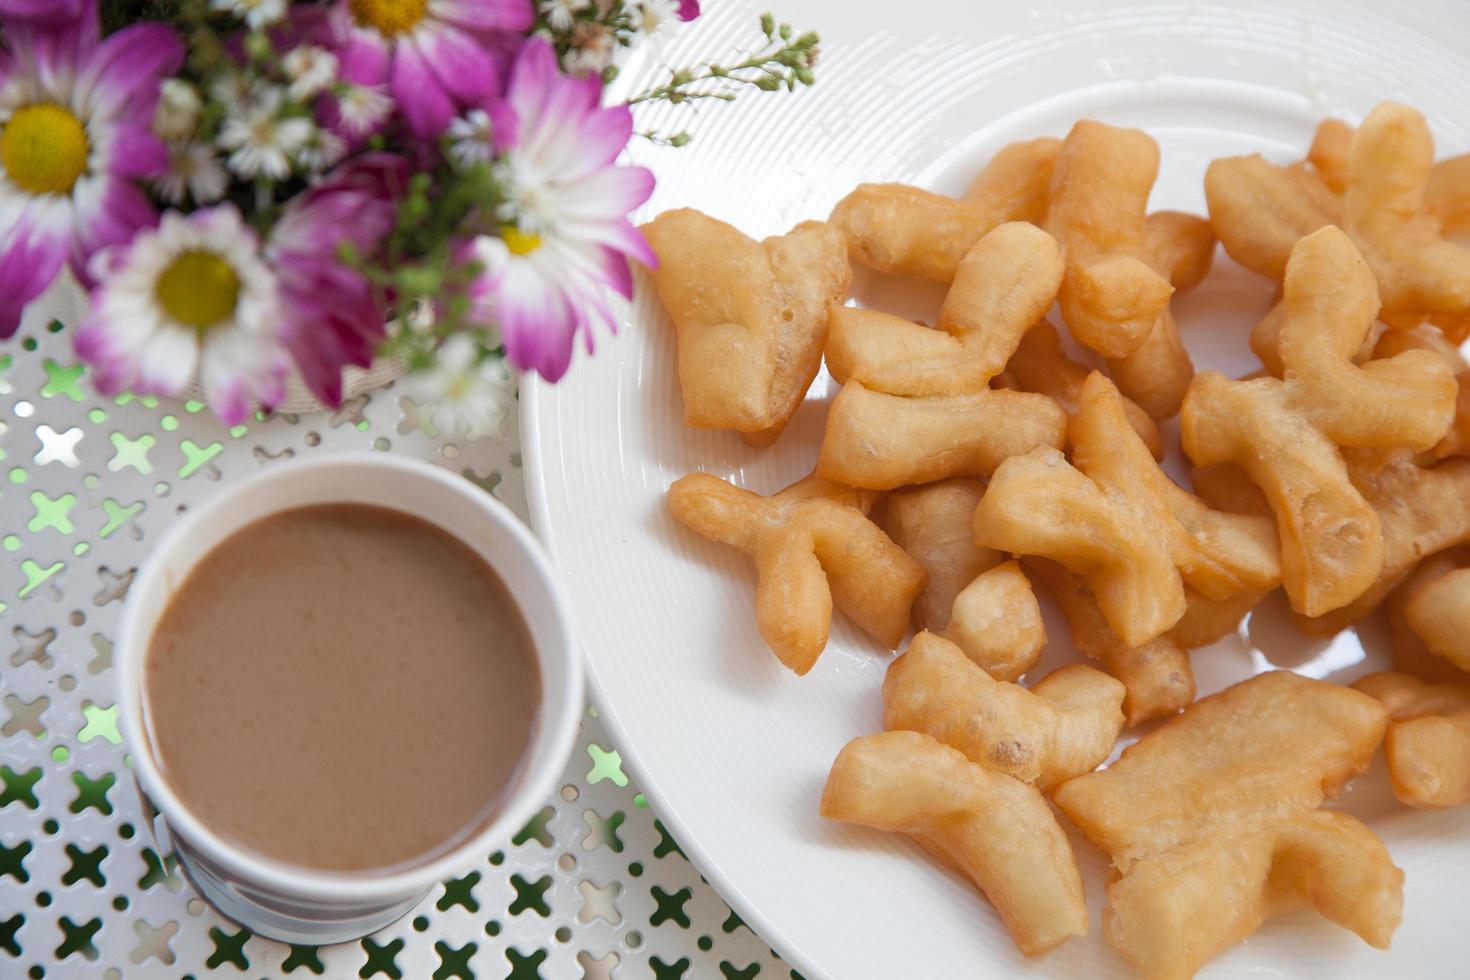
[644, 101, 1470, 979]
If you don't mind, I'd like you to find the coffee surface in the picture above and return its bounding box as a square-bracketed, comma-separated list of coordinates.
[146, 503, 539, 872]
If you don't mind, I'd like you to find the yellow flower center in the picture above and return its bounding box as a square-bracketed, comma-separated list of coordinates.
[0, 103, 89, 195]
[156, 251, 242, 330]
[349, 0, 428, 36]
[501, 224, 542, 256]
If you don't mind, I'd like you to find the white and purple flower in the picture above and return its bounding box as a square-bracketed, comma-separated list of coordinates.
[74, 205, 289, 424]
[317, 0, 534, 138]
[0, 6, 182, 335]
[268, 153, 406, 406]
[465, 36, 654, 381]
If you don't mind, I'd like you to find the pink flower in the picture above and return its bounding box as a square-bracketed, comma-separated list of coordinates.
[316, 0, 533, 139]
[466, 36, 654, 381]
[0, 4, 182, 336]
[677, 0, 699, 20]
[268, 153, 407, 406]
[0, 0, 84, 23]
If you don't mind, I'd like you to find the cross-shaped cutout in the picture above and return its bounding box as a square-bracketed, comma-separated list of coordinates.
[54, 915, 102, 961]
[40, 359, 85, 401]
[581, 809, 625, 853]
[650, 886, 692, 928]
[436, 871, 480, 913]
[1, 765, 42, 809]
[19, 559, 64, 598]
[585, 744, 627, 787]
[719, 963, 761, 980]
[78, 702, 120, 744]
[505, 947, 547, 980]
[396, 396, 437, 437]
[137, 847, 181, 891]
[1, 693, 47, 738]
[28, 490, 76, 534]
[513, 805, 554, 847]
[432, 940, 476, 980]
[34, 425, 82, 467]
[0, 913, 21, 957]
[128, 918, 177, 964]
[653, 819, 686, 860]
[360, 936, 404, 978]
[107, 432, 154, 474]
[99, 499, 144, 539]
[206, 926, 250, 969]
[70, 770, 114, 815]
[651, 956, 690, 980]
[282, 944, 324, 975]
[88, 634, 112, 675]
[576, 879, 621, 925]
[577, 951, 618, 980]
[93, 566, 135, 606]
[0, 840, 32, 883]
[179, 439, 223, 480]
[61, 842, 107, 887]
[10, 625, 56, 668]
[330, 394, 371, 428]
[508, 873, 552, 917]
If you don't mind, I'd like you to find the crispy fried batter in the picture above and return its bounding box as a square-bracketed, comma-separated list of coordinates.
[1354, 672, 1470, 808]
[1054, 672, 1400, 980]
[667, 473, 923, 674]
[821, 731, 1088, 955]
[642, 209, 851, 445]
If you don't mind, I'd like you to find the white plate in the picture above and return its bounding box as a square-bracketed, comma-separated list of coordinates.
[524, 2, 1470, 977]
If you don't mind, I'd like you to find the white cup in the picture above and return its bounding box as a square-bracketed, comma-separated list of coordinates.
[115, 453, 584, 944]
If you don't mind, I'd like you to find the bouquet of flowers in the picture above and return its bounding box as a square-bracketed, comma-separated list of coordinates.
[0, 0, 818, 432]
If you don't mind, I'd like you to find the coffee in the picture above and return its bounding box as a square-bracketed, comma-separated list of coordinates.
[144, 503, 540, 873]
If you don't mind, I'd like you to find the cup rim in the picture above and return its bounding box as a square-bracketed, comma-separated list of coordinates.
[115, 452, 584, 902]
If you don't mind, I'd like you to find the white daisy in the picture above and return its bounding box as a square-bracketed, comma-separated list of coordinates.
[281, 45, 340, 102]
[633, 0, 680, 39]
[447, 109, 497, 168]
[218, 90, 312, 180]
[154, 142, 228, 204]
[334, 83, 394, 138]
[538, 0, 589, 32]
[295, 126, 347, 174]
[564, 21, 615, 74]
[407, 335, 513, 439]
[153, 79, 202, 142]
[74, 205, 288, 424]
[209, 0, 288, 30]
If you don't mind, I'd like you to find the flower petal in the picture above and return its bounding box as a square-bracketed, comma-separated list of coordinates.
[76, 23, 184, 125]
[390, 40, 456, 137]
[0, 207, 69, 338]
[412, 21, 494, 104]
[70, 178, 157, 283]
[101, 123, 170, 179]
[430, 0, 534, 32]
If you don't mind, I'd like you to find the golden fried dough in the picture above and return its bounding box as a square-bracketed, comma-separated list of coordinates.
[975, 445, 1185, 647]
[943, 560, 1046, 682]
[815, 382, 1067, 490]
[1053, 672, 1400, 980]
[1388, 555, 1470, 683]
[1046, 120, 1175, 358]
[1071, 373, 1280, 600]
[998, 319, 1164, 458]
[1024, 558, 1195, 727]
[1210, 103, 1470, 321]
[1307, 117, 1354, 193]
[824, 222, 1064, 395]
[1427, 152, 1470, 236]
[885, 479, 998, 632]
[1189, 462, 1273, 519]
[1403, 562, 1470, 672]
[1295, 453, 1470, 634]
[1105, 211, 1212, 419]
[1354, 672, 1470, 808]
[667, 473, 923, 674]
[641, 209, 851, 445]
[962, 136, 1061, 224]
[882, 631, 1124, 790]
[821, 731, 1088, 955]
[1167, 587, 1265, 649]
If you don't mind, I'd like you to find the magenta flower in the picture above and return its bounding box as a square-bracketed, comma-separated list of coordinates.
[464, 36, 654, 381]
[0, 0, 84, 23]
[267, 153, 407, 406]
[678, 0, 700, 19]
[0, 5, 182, 336]
[317, 0, 533, 139]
